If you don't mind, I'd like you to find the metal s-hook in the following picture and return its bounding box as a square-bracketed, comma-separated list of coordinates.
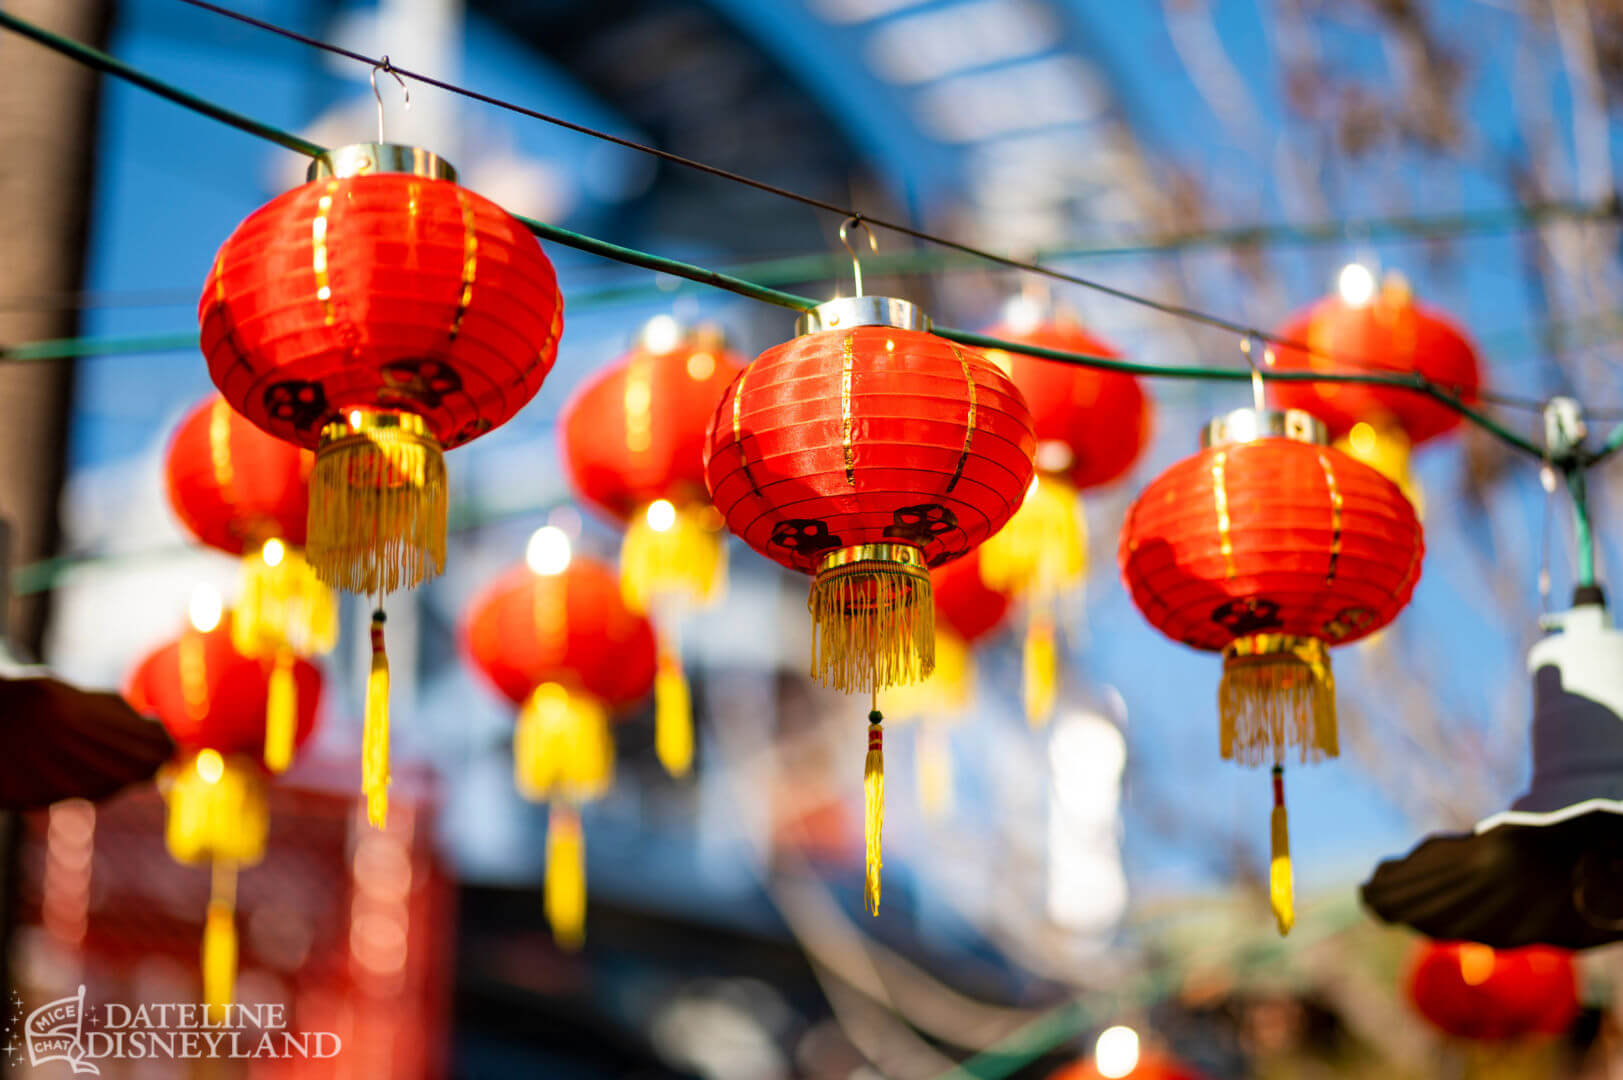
[371, 56, 410, 144]
[838, 215, 878, 298]
[1240, 333, 1270, 412]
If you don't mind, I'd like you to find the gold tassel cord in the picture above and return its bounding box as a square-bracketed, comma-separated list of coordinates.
[364, 609, 391, 829]
[308, 409, 447, 595]
[864, 707, 885, 917]
[515, 684, 616, 804]
[809, 545, 934, 694]
[233, 541, 339, 658]
[654, 649, 694, 779]
[263, 648, 297, 774]
[545, 806, 587, 950]
[203, 859, 239, 1026]
[162, 751, 269, 866]
[1270, 765, 1295, 936]
[1219, 635, 1338, 766]
[1023, 607, 1058, 727]
[620, 501, 727, 614]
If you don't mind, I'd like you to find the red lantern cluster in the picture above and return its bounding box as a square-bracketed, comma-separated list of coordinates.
[1408, 941, 1579, 1042]
[1120, 408, 1423, 935]
[166, 395, 311, 556]
[934, 549, 1013, 646]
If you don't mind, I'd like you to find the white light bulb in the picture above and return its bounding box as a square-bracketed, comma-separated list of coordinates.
[526, 526, 572, 576]
[1001, 295, 1042, 334]
[641, 314, 683, 354]
[1094, 1025, 1140, 1079]
[646, 499, 677, 533]
[189, 583, 223, 633]
[1337, 262, 1376, 307]
[262, 537, 286, 568]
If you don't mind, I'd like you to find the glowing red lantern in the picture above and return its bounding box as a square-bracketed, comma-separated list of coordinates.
[463, 552, 657, 948]
[978, 309, 1151, 724]
[166, 395, 336, 772]
[199, 142, 564, 826]
[1270, 274, 1481, 497]
[560, 319, 743, 778]
[126, 613, 322, 1020]
[1119, 407, 1423, 934]
[704, 293, 1036, 914]
[1408, 941, 1579, 1041]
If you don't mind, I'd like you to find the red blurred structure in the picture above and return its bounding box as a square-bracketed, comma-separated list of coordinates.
[1408, 940, 1579, 1042]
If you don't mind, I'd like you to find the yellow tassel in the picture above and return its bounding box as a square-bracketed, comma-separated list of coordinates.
[654, 651, 694, 778]
[864, 710, 884, 916]
[1219, 635, 1338, 766]
[515, 684, 615, 803]
[308, 409, 447, 594]
[1023, 610, 1058, 727]
[1337, 421, 1422, 516]
[809, 545, 934, 694]
[263, 648, 297, 774]
[1270, 766, 1294, 936]
[884, 628, 973, 720]
[163, 751, 268, 866]
[364, 610, 390, 829]
[621, 501, 727, 614]
[977, 474, 1087, 595]
[203, 860, 238, 1025]
[233, 541, 338, 659]
[545, 806, 587, 950]
[916, 724, 954, 819]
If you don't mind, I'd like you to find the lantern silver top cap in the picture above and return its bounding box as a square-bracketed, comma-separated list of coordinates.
[308, 142, 457, 183]
[1201, 407, 1328, 449]
[796, 296, 932, 336]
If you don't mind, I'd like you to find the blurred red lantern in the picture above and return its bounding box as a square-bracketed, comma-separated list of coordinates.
[1119, 407, 1423, 934]
[887, 549, 1014, 818]
[1270, 274, 1481, 498]
[166, 395, 336, 773]
[463, 553, 657, 948]
[200, 142, 564, 827]
[126, 613, 323, 1021]
[978, 309, 1151, 724]
[560, 320, 743, 778]
[1408, 941, 1579, 1041]
[704, 294, 1035, 914]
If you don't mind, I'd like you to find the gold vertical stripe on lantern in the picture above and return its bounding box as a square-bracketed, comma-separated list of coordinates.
[840, 335, 856, 486]
[448, 188, 478, 340]
[208, 397, 236, 492]
[311, 184, 338, 325]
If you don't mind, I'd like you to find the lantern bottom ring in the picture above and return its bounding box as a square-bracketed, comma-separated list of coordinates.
[809, 544, 934, 695]
[1218, 634, 1338, 766]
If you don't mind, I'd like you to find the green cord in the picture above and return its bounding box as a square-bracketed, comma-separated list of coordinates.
[1567, 468, 1597, 587]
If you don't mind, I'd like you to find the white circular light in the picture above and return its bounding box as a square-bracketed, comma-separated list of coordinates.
[1094, 1025, 1140, 1078]
[1001, 295, 1042, 334]
[262, 537, 286, 568]
[189, 583, 223, 633]
[646, 499, 677, 533]
[1336, 262, 1376, 307]
[641, 314, 683, 354]
[525, 526, 572, 576]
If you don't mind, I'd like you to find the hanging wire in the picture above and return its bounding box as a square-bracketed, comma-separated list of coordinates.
[3, 6, 1622, 463]
[370, 56, 408, 144]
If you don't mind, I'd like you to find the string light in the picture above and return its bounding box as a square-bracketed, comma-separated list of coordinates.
[641, 314, 682, 354]
[189, 583, 223, 633]
[525, 526, 572, 576]
[1337, 262, 1377, 307]
[1094, 1025, 1140, 1078]
[645, 499, 677, 533]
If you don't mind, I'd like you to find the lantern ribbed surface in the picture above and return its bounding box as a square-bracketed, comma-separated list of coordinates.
[562, 332, 745, 523]
[1408, 941, 1578, 1041]
[704, 325, 1035, 577]
[200, 172, 562, 451]
[463, 558, 657, 710]
[1119, 436, 1423, 654]
[1270, 285, 1481, 446]
[982, 319, 1150, 490]
[125, 616, 321, 759]
[166, 395, 312, 555]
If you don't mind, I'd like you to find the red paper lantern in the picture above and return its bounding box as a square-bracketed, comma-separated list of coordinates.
[1408, 941, 1579, 1041]
[978, 311, 1152, 724]
[560, 320, 743, 778]
[1119, 407, 1423, 934]
[126, 613, 323, 1020]
[1270, 275, 1481, 494]
[166, 395, 336, 773]
[463, 553, 656, 948]
[935, 549, 1013, 645]
[704, 295, 1035, 915]
[200, 142, 564, 826]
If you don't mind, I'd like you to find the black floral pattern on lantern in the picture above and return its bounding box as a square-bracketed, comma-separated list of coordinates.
[262, 379, 329, 431]
[1211, 597, 1284, 636]
[1323, 607, 1375, 641]
[379, 359, 463, 410]
[883, 504, 958, 546]
[770, 519, 843, 557]
[446, 417, 493, 449]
